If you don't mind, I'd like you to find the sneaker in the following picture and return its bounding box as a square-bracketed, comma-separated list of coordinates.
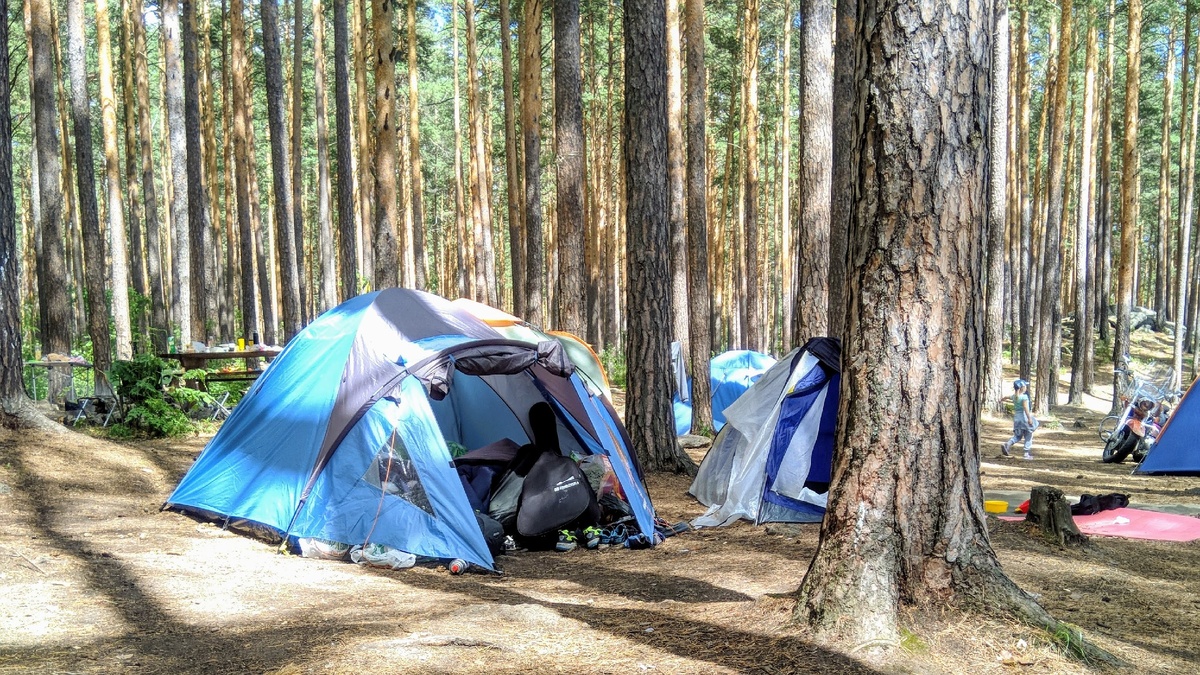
[1000, 443, 1011, 457]
[600, 524, 628, 547]
[581, 526, 602, 550]
[1023, 452, 1033, 460]
[555, 530, 578, 552]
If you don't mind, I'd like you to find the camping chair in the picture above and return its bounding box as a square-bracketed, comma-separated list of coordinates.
[207, 391, 232, 421]
[71, 372, 123, 427]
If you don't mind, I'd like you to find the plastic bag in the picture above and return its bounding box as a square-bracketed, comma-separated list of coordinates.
[577, 454, 625, 500]
[297, 537, 351, 560]
[349, 543, 416, 570]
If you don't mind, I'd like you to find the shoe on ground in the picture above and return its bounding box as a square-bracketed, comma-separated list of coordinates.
[556, 529, 578, 552]
[1000, 443, 1011, 457]
[1023, 453, 1034, 460]
[600, 524, 628, 547]
[582, 526, 602, 550]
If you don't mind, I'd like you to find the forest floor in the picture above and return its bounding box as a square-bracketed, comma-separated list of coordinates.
[1, 330, 1198, 674]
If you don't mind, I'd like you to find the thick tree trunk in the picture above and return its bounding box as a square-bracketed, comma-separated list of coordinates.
[665, 0, 688, 351]
[183, 0, 216, 342]
[1070, 13, 1099, 405]
[555, 0, 587, 336]
[1115, 0, 1142, 373]
[500, 0, 523, 316]
[163, 0, 193, 344]
[334, 0, 357, 301]
[372, 0, 400, 290]
[794, 0, 832, 346]
[794, 0, 1082, 652]
[66, 0, 111, 376]
[408, 0, 427, 291]
[96, 0, 131, 362]
[262, 0, 302, 340]
[685, 0, 712, 434]
[231, 0, 260, 343]
[624, 0, 694, 474]
[827, 0, 855, 343]
[314, 0, 336, 311]
[983, 2, 1009, 413]
[522, 0, 545, 325]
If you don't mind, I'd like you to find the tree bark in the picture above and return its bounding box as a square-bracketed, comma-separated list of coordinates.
[262, 0, 303, 340]
[795, 0, 1068, 649]
[500, 0, 524, 316]
[522, 0, 545, 325]
[353, 0, 373, 284]
[291, 0, 307, 321]
[314, 0, 337, 311]
[1096, 0, 1115, 346]
[121, 0, 147, 330]
[624, 0, 695, 474]
[665, 0, 688, 351]
[1070, 11, 1098, 405]
[741, 0, 762, 351]
[231, 0, 261, 343]
[555, 0, 587, 336]
[66, 0, 112, 377]
[1115, 0, 1142, 375]
[1033, 0, 1072, 416]
[1176, 12, 1200, 387]
[334, 0, 357, 301]
[96, 0, 131, 361]
[183, 0, 216, 342]
[793, 0, 832, 347]
[408, 0, 427, 291]
[163, 0, 193, 344]
[372, 0, 400, 290]
[1016, 4, 1033, 377]
[827, 0, 855, 343]
[1026, 486, 1087, 547]
[465, 0, 496, 305]
[983, 1, 1009, 413]
[685, 0, 712, 434]
[1154, 28, 1175, 333]
[451, 1, 469, 298]
[134, 0, 168, 350]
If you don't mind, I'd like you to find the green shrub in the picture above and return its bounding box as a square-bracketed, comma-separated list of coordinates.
[108, 354, 207, 438]
[600, 347, 627, 389]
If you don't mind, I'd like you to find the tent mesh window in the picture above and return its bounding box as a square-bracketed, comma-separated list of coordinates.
[365, 431, 435, 515]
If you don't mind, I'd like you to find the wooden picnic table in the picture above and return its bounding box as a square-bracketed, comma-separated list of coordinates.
[158, 349, 280, 387]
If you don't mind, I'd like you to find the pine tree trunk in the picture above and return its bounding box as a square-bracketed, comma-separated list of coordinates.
[465, 0, 496, 305]
[665, 0, 688, 351]
[1070, 12, 1098, 404]
[183, 0, 216, 342]
[984, 2, 1009, 413]
[132, 0, 167, 350]
[555, 0, 587, 336]
[163, 0, 193, 344]
[624, 0, 694, 474]
[685, 0, 712, 434]
[262, 0, 303, 339]
[66, 0, 112, 376]
[333, 0, 357, 301]
[0, 0, 30, 410]
[1097, 1, 1115, 346]
[1154, 29, 1175, 332]
[500, 0, 523, 315]
[1115, 0, 1142, 372]
[1033, 0, 1072, 415]
[521, 0, 545, 325]
[353, 0, 373, 285]
[314, 0, 336, 311]
[95, 0, 131, 361]
[292, 0, 307, 320]
[1176, 12, 1200, 386]
[231, 0, 261, 342]
[371, 0, 399, 290]
[121, 0, 147, 321]
[1015, 5, 1032, 377]
[451, 2, 469, 298]
[408, 0, 427, 291]
[793, 0, 832, 347]
[827, 0, 855, 343]
[739, 0, 761, 351]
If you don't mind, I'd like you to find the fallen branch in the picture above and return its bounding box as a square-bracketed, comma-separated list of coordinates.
[1, 546, 47, 574]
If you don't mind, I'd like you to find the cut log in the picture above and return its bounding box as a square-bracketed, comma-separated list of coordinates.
[1025, 486, 1087, 546]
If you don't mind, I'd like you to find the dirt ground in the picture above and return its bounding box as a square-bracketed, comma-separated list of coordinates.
[1, 333, 1198, 674]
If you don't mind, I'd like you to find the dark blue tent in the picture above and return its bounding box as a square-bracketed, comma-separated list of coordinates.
[166, 289, 657, 570]
[1136, 376, 1200, 475]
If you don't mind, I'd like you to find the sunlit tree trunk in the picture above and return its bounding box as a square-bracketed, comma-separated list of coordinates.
[163, 0, 193, 343]
[555, 0, 586, 335]
[353, 0, 373, 284]
[1096, 0, 1115, 345]
[408, 0, 427, 290]
[1154, 28, 1175, 332]
[1070, 10, 1098, 404]
[984, 1, 1009, 412]
[334, 0, 357, 300]
[451, 2, 469, 298]
[686, 0, 712, 433]
[1176, 12, 1200, 387]
[132, 0, 167, 349]
[522, 0, 545, 324]
[314, 0, 336, 311]
[183, 0, 216, 341]
[500, 0, 523, 315]
[121, 0, 148, 342]
[741, 0, 762, 350]
[465, 0, 496, 305]
[292, 0, 307, 320]
[95, 0, 131, 361]
[794, 0, 832, 344]
[66, 0, 112, 375]
[231, 0, 260, 342]
[664, 0, 687, 350]
[371, 0, 400, 290]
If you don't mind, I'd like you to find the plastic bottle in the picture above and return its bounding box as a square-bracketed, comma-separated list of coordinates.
[448, 558, 469, 575]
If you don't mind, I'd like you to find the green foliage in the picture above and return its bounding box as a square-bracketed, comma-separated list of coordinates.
[108, 354, 207, 438]
[600, 347, 627, 389]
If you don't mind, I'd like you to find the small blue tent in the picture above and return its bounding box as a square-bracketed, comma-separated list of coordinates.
[166, 289, 657, 570]
[1135, 375, 1200, 475]
[672, 350, 777, 436]
[689, 338, 839, 527]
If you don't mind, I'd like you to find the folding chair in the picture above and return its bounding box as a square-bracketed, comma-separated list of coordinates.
[72, 373, 122, 427]
[208, 391, 232, 421]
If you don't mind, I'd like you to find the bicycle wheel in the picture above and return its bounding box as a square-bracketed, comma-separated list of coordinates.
[1098, 415, 1120, 441]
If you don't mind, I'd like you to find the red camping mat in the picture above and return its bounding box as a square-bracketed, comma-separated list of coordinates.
[999, 508, 1200, 543]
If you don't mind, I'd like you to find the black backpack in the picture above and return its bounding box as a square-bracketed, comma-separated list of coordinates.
[515, 451, 600, 538]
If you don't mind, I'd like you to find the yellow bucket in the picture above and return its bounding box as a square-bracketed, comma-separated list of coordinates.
[984, 500, 1009, 514]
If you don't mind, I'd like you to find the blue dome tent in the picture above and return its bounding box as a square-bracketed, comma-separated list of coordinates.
[166, 289, 657, 571]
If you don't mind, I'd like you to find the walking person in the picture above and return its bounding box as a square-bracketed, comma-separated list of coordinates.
[1001, 379, 1038, 460]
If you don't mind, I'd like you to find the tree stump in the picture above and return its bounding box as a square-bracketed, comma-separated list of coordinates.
[1025, 486, 1087, 546]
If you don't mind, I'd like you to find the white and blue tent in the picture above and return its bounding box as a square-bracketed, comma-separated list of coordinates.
[166, 289, 657, 571]
[689, 338, 839, 527]
[672, 349, 777, 435]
